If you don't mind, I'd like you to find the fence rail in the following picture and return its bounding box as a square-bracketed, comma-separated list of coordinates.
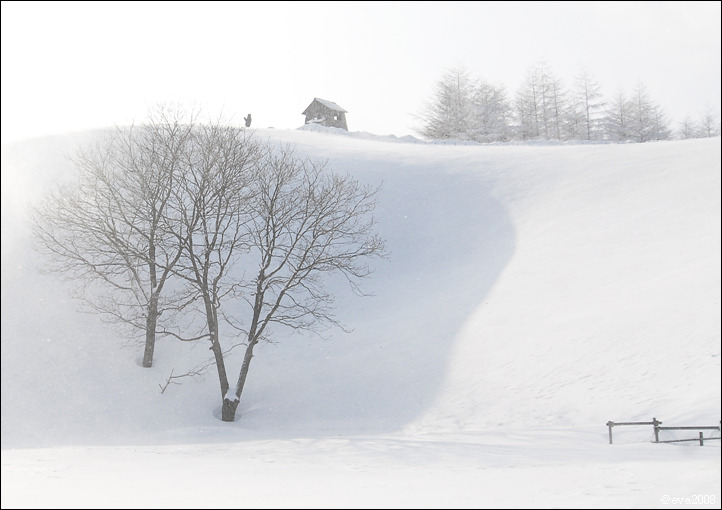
[656, 432, 721, 446]
[605, 417, 721, 445]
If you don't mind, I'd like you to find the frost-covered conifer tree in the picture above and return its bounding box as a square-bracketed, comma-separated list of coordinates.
[417, 66, 477, 140]
[628, 83, 655, 142]
[514, 66, 543, 141]
[605, 89, 631, 142]
[699, 106, 721, 138]
[677, 116, 699, 139]
[469, 80, 511, 143]
[570, 69, 606, 141]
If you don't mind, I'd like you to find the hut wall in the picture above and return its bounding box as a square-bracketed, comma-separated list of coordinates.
[304, 102, 348, 130]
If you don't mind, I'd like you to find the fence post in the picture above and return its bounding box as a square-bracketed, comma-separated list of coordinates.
[699, 432, 704, 446]
[606, 421, 614, 444]
[653, 417, 662, 443]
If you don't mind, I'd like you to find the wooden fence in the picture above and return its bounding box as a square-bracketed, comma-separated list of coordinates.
[605, 417, 721, 445]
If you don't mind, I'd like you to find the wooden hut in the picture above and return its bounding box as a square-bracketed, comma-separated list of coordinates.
[302, 98, 348, 130]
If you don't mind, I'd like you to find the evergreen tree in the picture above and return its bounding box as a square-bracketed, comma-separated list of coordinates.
[677, 116, 699, 139]
[417, 66, 477, 140]
[514, 66, 543, 140]
[544, 73, 567, 141]
[605, 89, 631, 143]
[699, 106, 721, 138]
[571, 69, 606, 141]
[469, 80, 511, 143]
[628, 83, 655, 142]
[649, 104, 672, 141]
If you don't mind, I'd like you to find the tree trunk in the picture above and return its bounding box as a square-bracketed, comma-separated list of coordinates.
[234, 340, 257, 403]
[208, 324, 230, 399]
[221, 397, 240, 422]
[143, 241, 158, 368]
[142, 296, 158, 367]
[221, 338, 258, 422]
[203, 295, 230, 402]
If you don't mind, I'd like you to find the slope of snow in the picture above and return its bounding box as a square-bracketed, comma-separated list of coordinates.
[1, 129, 719, 508]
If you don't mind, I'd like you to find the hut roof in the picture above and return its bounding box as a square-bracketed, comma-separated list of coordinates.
[303, 98, 347, 114]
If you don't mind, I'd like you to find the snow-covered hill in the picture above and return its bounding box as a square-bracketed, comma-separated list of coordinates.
[2, 128, 719, 508]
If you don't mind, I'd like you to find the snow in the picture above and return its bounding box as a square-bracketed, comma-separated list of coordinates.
[1, 126, 720, 508]
[311, 97, 347, 113]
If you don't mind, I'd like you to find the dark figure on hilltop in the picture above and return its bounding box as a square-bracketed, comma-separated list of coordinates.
[244, 114, 252, 128]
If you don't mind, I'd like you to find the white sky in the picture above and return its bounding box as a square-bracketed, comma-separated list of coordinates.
[2, 1, 720, 144]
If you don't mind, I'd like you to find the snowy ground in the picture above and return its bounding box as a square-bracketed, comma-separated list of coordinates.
[1, 128, 720, 508]
[2, 428, 719, 509]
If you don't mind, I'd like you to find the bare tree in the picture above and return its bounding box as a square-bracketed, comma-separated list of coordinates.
[163, 130, 386, 422]
[167, 121, 266, 415]
[33, 106, 386, 423]
[32, 105, 197, 367]
[218, 145, 387, 421]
